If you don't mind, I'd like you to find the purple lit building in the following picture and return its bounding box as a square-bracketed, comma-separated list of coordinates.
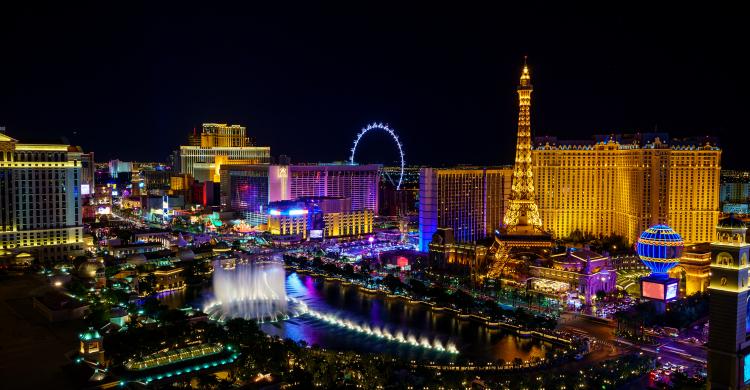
[269, 163, 379, 213]
[218, 163, 377, 228]
[220, 165, 269, 226]
[528, 247, 616, 305]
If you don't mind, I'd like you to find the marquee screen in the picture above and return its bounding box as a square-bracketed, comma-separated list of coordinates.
[642, 281, 665, 300]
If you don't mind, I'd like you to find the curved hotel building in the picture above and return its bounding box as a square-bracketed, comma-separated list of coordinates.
[1, 132, 85, 261]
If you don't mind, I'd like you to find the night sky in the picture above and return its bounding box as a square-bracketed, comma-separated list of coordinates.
[2, 4, 748, 167]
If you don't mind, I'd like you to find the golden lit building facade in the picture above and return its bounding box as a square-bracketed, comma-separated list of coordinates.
[533, 134, 720, 244]
[669, 243, 711, 296]
[267, 201, 308, 239]
[199, 123, 250, 147]
[268, 214, 308, 238]
[428, 228, 489, 274]
[179, 123, 270, 178]
[169, 173, 193, 192]
[0, 132, 84, 260]
[707, 215, 750, 389]
[323, 210, 373, 238]
[153, 267, 185, 292]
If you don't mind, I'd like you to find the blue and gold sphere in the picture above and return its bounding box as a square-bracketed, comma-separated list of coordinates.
[636, 224, 684, 276]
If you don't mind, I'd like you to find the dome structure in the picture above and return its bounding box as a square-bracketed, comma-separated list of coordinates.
[636, 224, 684, 276]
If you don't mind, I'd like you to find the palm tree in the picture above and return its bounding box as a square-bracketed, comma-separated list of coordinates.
[197, 373, 219, 389]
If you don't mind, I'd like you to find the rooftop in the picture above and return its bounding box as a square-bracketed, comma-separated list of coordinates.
[718, 213, 747, 229]
[35, 292, 88, 311]
[534, 132, 720, 150]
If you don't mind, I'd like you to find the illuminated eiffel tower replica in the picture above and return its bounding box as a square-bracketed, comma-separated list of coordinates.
[487, 58, 552, 279]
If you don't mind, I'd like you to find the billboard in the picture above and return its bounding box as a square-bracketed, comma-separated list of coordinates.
[665, 282, 678, 300]
[642, 279, 679, 301]
[81, 184, 91, 195]
[642, 280, 665, 300]
[309, 230, 323, 239]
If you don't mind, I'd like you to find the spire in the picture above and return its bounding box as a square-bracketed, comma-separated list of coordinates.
[503, 56, 542, 232]
[519, 56, 531, 87]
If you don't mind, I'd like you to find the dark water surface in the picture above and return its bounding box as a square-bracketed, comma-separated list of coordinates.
[161, 272, 556, 363]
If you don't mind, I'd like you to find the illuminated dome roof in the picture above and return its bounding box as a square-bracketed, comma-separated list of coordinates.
[718, 213, 747, 229]
[636, 225, 684, 276]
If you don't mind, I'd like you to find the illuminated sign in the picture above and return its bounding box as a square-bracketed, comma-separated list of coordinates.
[642, 281, 665, 300]
[665, 282, 678, 300]
[745, 353, 750, 383]
[81, 184, 90, 195]
[642, 279, 679, 301]
[269, 208, 308, 216]
[96, 206, 111, 215]
[309, 230, 323, 239]
[278, 166, 288, 178]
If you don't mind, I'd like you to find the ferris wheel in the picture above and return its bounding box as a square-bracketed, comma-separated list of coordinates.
[349, 122, 405, 190]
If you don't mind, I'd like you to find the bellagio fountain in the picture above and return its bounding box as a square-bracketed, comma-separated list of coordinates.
[204, 258, 303, 322]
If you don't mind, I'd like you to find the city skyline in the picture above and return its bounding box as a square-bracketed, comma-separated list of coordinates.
[2, 5, 748, 388]
[2, 4, 748, 167]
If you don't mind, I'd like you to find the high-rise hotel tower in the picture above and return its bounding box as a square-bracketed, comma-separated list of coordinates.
[532, 134, 721, 244]
[179, 123, 270, 178]
[419, 167, 513, 251]
[0, 132, 84, 261]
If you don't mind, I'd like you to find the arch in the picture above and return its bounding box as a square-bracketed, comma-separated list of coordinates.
[671, 265, 688, 293]
[349, 122, 405, 190]
[717, 252, 733, 266]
